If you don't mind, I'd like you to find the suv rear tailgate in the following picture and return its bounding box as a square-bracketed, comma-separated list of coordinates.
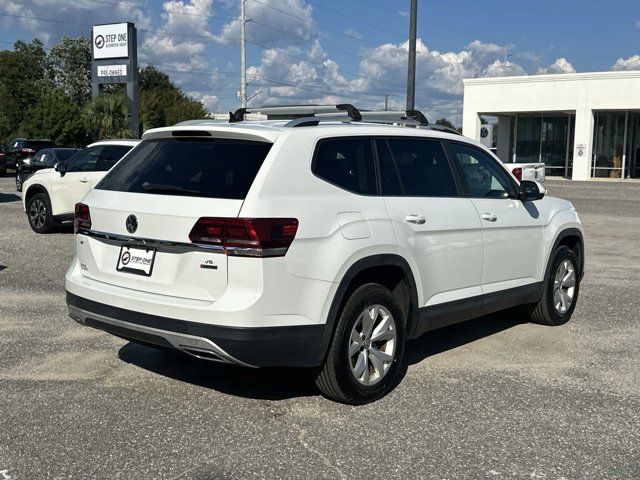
[78, 189, 242, 302]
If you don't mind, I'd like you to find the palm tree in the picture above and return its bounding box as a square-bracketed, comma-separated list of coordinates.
[82, 93, 134, 140]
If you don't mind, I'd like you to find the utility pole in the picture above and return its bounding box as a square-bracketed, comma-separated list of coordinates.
[240, 0, 247, 108]
[384, 94, 389, 111]
[406, 0, 417, 110]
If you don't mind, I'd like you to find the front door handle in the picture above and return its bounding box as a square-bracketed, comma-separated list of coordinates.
[481, 213, 497, 222]
[79, 178, 89, 183]
[405, 214, 426, 225]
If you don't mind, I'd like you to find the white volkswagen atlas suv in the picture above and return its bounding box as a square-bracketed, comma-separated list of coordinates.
[65, 105, 584, 404]
[22, 139, 139, 233]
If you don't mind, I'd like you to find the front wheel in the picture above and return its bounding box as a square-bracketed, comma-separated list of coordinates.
[528, 246, 580, 326]
[27, 192, 54, 234]
[315, 283, 406, 404]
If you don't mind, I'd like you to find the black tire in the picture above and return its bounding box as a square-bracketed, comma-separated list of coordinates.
[27, 192, 55, 234]
[528, 246, 580, 326]
[315, 283, 406, 404]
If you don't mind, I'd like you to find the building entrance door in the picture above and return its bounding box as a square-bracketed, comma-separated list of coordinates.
[593, 112, 627, 178]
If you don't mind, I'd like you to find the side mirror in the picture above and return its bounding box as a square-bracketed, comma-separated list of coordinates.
[519, 180, 546, 201]
[54, 162, 67, 177]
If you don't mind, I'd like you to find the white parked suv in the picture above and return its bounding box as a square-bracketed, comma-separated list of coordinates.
[22, 139, 139, 233]
[65, 106, 584, 404]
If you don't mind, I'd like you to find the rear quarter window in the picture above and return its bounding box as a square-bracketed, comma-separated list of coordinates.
[312, 137, 376, 195]
[96, 138, 272, 200]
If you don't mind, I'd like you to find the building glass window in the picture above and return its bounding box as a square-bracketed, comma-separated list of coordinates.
[514, 114, 575, 177]
[592, 112, 626, 178]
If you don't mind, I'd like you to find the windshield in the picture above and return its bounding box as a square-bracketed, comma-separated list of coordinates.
[55, 149, 79, 161]
[97, 138, 272, 200]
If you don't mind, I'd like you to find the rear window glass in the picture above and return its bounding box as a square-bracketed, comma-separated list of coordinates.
[97, 138, 272, 200]
[25, 141, 55, 151]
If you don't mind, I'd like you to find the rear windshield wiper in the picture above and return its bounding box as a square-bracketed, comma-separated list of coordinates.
[142, 182, 201, 196]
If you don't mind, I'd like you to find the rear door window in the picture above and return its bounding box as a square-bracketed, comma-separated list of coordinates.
[97, 138, 272, 199]
[312, 138, 376, 195]
[382, 138, 458, 197]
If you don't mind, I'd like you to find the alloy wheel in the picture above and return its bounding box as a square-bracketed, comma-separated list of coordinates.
[553, 260, 576, 314]
[29, 199, 47, 230]
[348, 304, 397, 386]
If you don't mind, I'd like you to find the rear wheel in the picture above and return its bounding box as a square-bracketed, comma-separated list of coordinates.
[315, 283, 405, 404]
[528, 246, 580, 326]
[27, 192, 54, 234]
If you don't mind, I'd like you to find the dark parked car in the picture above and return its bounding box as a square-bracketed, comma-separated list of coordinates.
[6, 138, 56, 184]
[15, 147, 80, 191]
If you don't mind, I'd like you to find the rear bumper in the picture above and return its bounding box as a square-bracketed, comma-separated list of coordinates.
[66, 292, 325, 367]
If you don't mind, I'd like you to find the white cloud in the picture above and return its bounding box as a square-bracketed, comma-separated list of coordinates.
[611, 55, 640, 71]
[187, 91, 219, 112]
[217, 0, 315, 46]
[0, 0, 151, 44]
[536, 57, 576, 75]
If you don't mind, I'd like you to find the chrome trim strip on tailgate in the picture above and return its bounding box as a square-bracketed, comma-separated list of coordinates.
[77, 228, 288, 256]
[77, 228, 225, 254]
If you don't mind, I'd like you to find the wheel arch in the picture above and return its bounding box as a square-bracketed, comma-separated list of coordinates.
[24, 183, 50, 209]
[544, 228, 584, 282]
[313, 254, 419, 365]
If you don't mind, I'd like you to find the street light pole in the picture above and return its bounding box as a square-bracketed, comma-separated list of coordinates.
[406, 0, 417, 110]
[240, 0, 247, 108]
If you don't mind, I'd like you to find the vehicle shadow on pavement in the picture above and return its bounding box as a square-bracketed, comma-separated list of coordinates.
[118, 343, 318, 400]
[404, 308, 526, 366]
[117, 308, 526, 401]
[0, 192, 21, 203]
[51, 223, 74, 234]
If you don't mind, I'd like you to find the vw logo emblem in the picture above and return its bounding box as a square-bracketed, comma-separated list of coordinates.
[126, 214, 138, 234]
[480, 127, 489, 138]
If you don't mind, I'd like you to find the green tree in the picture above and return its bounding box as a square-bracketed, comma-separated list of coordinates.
[435, 118, 456, 130]
[82, 93, 133, 140]
[20, 87, 89, 146]
[139, 65, 208, 131]
[0, 39, 49, 140]
[48, 36, 92, 105]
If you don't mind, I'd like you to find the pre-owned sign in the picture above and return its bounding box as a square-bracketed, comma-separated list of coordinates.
[97, 65, 127, 77]
[93, 23, 129, 60]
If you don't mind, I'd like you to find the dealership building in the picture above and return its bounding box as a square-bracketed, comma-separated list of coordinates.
[462, 70, 640, 181]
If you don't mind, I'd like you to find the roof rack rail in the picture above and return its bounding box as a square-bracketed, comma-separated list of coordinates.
[426, 124, 461, 135]
[228, 104, 362, 123]
[284, 109, 429, 128]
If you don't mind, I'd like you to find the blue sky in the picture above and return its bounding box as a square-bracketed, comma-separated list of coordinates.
[1, 0, 639, 124]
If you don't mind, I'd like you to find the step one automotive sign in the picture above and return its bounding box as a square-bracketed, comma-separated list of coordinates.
[93, 23, 129, 60]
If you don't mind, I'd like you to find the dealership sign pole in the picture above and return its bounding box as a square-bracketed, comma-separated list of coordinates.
[91, 22, 139, 137]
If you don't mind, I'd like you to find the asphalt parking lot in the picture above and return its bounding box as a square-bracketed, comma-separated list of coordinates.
[0, 177, 638, 479]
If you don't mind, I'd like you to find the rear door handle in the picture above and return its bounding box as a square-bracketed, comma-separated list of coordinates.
[481, 213, 497, 222]
[405, 214, 426, 225]
[79, 178, 89, 183]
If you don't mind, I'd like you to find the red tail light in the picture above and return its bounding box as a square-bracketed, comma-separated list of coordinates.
[74, 203, 91, 233]
[189, 218, 298, 257]
[512, 167, 522, 181]
[21, 148, 36, 154]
